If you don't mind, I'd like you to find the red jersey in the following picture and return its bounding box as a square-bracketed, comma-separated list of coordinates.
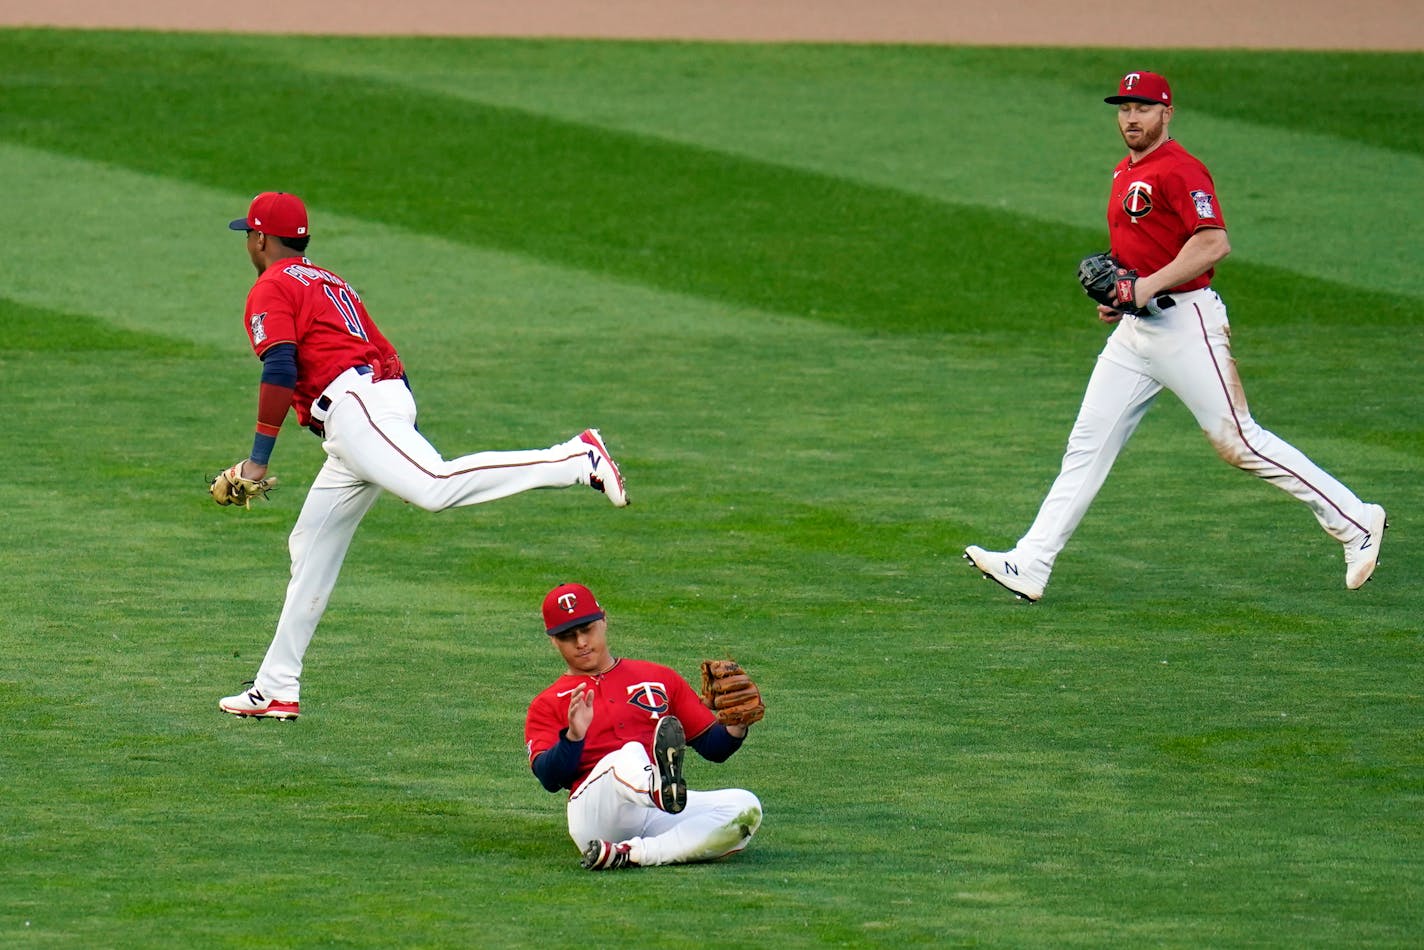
[525, 658, 717, 791]
[1107, 139, 1226, 293]
[242, 256, 402, 426]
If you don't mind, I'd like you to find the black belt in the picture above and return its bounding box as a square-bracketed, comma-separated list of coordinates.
[1152, 294, 1177, 310]
[307, 365, 374, 436]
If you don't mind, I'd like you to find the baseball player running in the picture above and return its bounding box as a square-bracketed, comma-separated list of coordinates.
[965, 72, 1386, 602]
[525, 583, 763, 870]
[215, 192, 629, 720]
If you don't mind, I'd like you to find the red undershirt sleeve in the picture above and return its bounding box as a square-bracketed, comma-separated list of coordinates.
[250, 343, 298, 465]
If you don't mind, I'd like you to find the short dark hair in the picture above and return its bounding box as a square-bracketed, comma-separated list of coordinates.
[273, 234, 310, 254]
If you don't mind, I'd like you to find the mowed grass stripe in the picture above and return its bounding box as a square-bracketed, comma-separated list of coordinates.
[7, 30, 1418, 301]
[4, 33, 1420, 332]
[0, 41, 1085, 334]
[275, 37, 1424, 297]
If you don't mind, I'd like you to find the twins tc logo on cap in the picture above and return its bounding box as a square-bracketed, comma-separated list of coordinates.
[542, 582, 606, 635]
[1105, 71, 1172, 106]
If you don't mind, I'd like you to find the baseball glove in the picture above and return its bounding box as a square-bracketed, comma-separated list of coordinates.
[1078, 251, 1147, 314]
[699, 659, 765, 727]
[209, 462, 277, 509]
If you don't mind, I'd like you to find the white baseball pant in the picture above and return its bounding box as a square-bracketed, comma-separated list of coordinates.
[567, 741, 762, 866]
[1016, 289, 1372, 577]
[252, 367, 592, 700]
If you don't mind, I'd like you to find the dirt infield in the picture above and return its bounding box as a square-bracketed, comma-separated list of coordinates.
[1, 0, 1419, 50]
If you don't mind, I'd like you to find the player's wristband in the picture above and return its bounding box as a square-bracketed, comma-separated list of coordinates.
[250, 430, 278, 466]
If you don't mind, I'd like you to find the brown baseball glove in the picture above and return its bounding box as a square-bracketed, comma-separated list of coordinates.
[699, 659, 765, 727]
[209, 462, 277, 509]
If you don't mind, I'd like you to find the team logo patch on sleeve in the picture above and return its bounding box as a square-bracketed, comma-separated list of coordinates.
[1190, 190, 1218, 220]
[248, 311, 268, 345]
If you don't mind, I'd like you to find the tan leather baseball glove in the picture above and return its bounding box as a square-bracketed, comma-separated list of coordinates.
[699, 659, 765, 727]
[209, 462, 277, 509]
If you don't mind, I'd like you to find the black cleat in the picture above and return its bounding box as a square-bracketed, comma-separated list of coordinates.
[651, 714, 687, 814]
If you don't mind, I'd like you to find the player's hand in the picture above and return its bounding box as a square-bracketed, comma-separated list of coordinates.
[1132, 279, 1159, 310]
[239, 458, 269, 481]
[566, 684, 595, 741]
[1097, 304, 1124, 324]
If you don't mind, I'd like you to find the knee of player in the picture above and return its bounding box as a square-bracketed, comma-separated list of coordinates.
[1204, 429, 1250, 467]
[729, 790, 763, 838]
[399, 490, 446, 513]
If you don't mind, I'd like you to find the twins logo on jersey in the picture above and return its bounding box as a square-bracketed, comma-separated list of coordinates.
[626, 681, 670, 719]
[1122, 182, 1153, 219]
[1190, 190, 1218, 220]
[249, 311, 268, 345]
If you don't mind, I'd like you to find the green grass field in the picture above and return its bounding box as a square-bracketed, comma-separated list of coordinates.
[1, 30, 1420, 947]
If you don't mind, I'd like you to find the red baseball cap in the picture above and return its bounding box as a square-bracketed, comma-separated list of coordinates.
[228, 191, 309, 238]
[542, 583, 605, 636]
[1105, 71, 1172, 106]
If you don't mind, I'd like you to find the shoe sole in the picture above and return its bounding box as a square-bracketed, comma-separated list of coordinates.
[580, 840, 632, 870]
[219, 703, 299, 720]
[652, 715, 687, 814]
[581, 840, 611, 870]
[580, 429, 629, 508]
[1346, 506, 1388, 590]
[963, 548, 1041, 603]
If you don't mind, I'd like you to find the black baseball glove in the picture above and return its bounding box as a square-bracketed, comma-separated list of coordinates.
[1078, 251, 1150, 315]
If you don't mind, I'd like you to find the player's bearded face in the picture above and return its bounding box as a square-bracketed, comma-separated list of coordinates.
[554, 619, 613, 675]
[1117, 103, 1171, 153]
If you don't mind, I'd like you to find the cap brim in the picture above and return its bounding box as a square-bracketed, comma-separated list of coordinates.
[546, 610, 604, 636]
[1105, 95, 1166, 104]
[229, 218, 250, 231]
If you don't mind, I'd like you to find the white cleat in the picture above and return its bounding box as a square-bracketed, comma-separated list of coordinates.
[964, 545, 1046, 603]
[1344, 504, 1388, 590]
[219, 682, 299, 720]
[578, 428, 629, 508]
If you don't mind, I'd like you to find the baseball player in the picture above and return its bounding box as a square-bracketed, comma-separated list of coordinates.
[965, 72, 1386, 602]
[215, 192, 629, 720]
[525, 583, 763, 870]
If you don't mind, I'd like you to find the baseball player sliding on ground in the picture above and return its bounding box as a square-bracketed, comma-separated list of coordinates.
[525, 584, 763, 870]
[966, 72, 1386, 602]
[214, 192, 628, 720]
